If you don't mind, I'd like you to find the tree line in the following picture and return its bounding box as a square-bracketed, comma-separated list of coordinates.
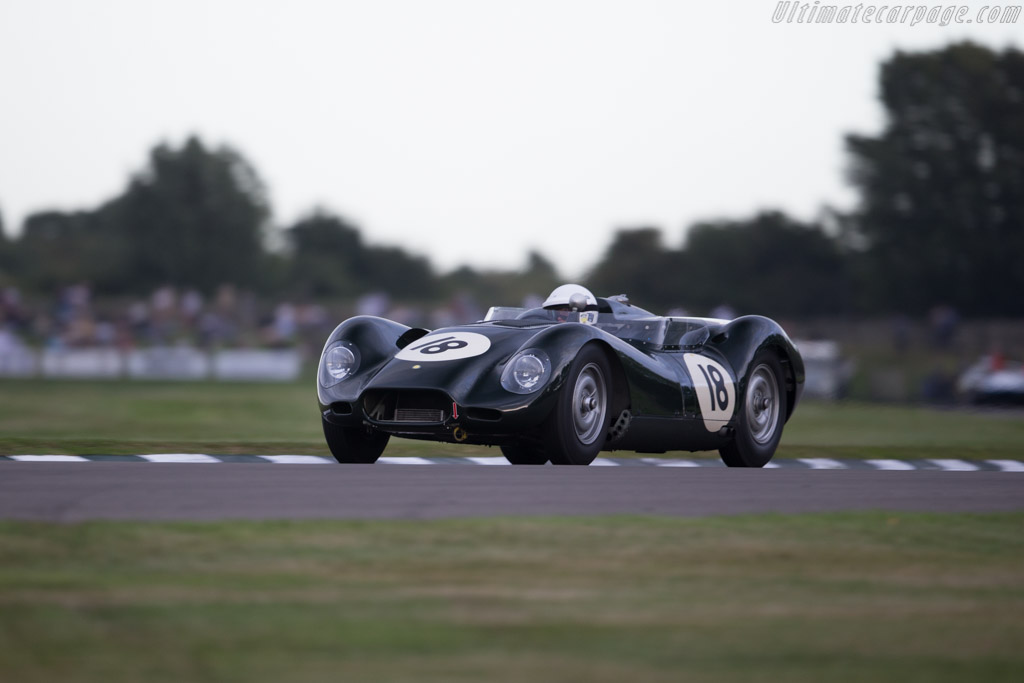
[1, 42, 1021, 318]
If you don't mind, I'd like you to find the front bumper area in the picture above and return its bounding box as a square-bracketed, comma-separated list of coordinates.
[321, 387, 557, 445]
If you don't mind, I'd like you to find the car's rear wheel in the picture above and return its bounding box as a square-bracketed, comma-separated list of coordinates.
[323, 419, 389, 464]
[546, 345, 611, 466]
[500, 442, 548, 465]
[719, 351, 786, 467]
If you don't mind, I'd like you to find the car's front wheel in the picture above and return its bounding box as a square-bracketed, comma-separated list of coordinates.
[323, 419, 389, 464]
[546, 345, 611, 466]
[719, 351, 786, 467]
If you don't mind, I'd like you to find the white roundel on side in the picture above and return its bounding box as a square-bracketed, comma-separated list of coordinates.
[394, 332, 492, 362]
[683, 353, 736, 432]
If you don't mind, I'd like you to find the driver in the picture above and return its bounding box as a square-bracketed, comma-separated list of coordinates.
[542, 284, 598, 322]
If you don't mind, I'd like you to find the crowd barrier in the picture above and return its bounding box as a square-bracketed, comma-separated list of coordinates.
[2, 343, 843, 396]
[0, 347, 303, 381]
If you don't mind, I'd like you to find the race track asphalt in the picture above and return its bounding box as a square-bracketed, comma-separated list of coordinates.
[1, 462, 1022, 521]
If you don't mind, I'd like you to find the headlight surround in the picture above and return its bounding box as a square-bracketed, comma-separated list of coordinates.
[501, 349, 551, 394]
[320, 341, 360, 386]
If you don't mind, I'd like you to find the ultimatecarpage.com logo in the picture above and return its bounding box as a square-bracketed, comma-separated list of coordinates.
[771, 2, 1021, 25]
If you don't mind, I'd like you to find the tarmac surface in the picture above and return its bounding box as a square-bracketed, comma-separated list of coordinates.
[1, 461, 1022, 521]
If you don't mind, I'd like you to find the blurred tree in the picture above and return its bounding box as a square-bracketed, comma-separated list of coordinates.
[682, 211, 847, 318]
[362, 245, 436, 299]
[587, 228, 680, 310]
[13, 210, 125, 293]
[285, 210, 436, 300]
[524, 250, 559, 286]
[101, 136, 271, 294]
[439, 251, 561, 307]
[846, 42, 1024, 315]
[0, 207, 12, 286]
[285, 211, 363, 297]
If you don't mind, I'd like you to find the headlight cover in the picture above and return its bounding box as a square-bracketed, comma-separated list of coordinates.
[320, 341, 360, 387]
[501, 349, 551, 394]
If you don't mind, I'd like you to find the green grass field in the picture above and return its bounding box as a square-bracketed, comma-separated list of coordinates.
[2, 380, 1023, 681]
[2, 513, 1023, 683]
[0, 378, 1021, 459]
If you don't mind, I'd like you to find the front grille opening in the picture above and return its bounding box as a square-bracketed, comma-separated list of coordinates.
[363, 390, 451, 423]
[395, 407, 445, 422]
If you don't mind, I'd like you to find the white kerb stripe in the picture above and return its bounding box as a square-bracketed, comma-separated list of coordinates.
[986, 460, 1024, 473]
[644, 458, 701, 467]
[378, 456, 435, 465]
[591, 458, 620, 466]
[763, 461, 781, 469]
[9, 455, 90, 462]
[466, 456, 511, 466]
[929, 459, 980, 472]
[140, 454, 220, 463]
[867, 459, 916, 471]
[260, 455, 333, 464]
[798, 458, 847, 470]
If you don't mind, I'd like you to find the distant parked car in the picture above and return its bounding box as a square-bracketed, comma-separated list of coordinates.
[958, 355, 1024, 405]
[792, 339, 852, 400]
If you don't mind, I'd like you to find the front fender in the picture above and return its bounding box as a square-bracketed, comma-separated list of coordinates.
[317, 316, 414, 406]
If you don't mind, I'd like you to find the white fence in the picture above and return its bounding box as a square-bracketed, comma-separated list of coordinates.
[0, 347, 303, 381]
[3, 341, 843, 393]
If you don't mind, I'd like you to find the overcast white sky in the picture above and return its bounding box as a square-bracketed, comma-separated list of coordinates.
[0, 0, 1019, 277]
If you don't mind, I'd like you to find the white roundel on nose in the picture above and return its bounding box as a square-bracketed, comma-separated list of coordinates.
[394, 332, 492, 362]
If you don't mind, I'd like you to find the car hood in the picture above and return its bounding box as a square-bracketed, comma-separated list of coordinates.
[363, 323, 550, 401]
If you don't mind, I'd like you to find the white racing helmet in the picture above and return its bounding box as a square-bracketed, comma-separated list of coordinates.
[543, 284, 597, 311]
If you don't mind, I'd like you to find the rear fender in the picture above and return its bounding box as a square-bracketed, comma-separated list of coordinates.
[710, 316, 805, 421]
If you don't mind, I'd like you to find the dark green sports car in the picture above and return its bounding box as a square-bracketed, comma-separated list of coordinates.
[317, 295, 804, 466]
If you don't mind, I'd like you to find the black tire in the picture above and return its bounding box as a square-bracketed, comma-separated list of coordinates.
[322, 419, 389, 464]
[500, 442, 548, 465]
[719, 351, 787, 467]
[545, 345, 611, 466]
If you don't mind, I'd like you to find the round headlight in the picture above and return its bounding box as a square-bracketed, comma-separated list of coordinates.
[512, 354, 545, 389]
[501, 349, 551, 394]
[324, 344, 358, 381]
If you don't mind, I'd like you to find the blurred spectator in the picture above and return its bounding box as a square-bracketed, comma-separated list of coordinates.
[357, 292, 390, 317]
[711, 304, 736, 320]
[0, 323, 24, 354]
[891, 314, 911, 353]
[265, 302, 297, 347]
[521, 294, 544, 309]
[988, 343, 1006, 371]
[1, 287, 28, 332]
[150, 286, 179, 343]
[128, 301, 151, 342]
[181, 289, 204, 326]
[929, 304, 959, 349]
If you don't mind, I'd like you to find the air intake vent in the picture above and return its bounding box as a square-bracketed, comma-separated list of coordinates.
[395, 408, 445, 423]
[363, 389, 451, 424]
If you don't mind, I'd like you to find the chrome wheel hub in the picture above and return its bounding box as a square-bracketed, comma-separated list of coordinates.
[572, 363, 607, 446]
[746, 365, 780, 445]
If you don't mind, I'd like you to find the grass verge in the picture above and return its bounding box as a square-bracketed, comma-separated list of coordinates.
[1, 512, 1022, 683]
[0, 379, 1022, 459]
